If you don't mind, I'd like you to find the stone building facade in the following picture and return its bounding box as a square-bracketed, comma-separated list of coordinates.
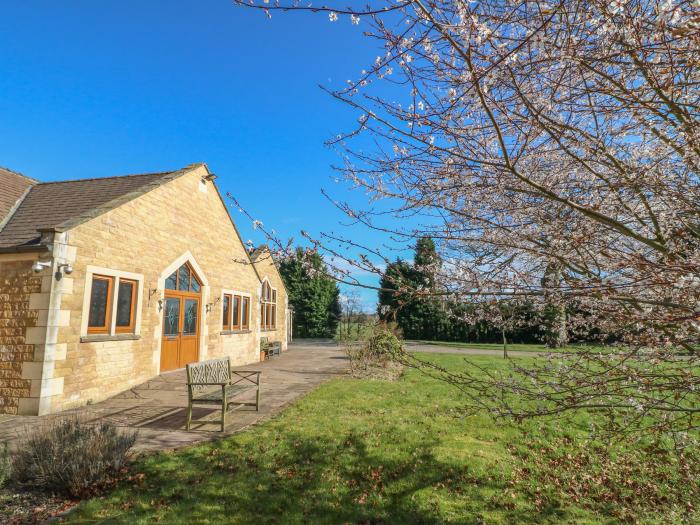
[0, 164, 289, 415]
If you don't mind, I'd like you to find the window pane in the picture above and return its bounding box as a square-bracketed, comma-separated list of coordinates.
[272, 305, 277, 328]
[233, 296, 240, 328]
[223, 295, 230, 328]
[241, 297, 249, 328]
[184, 299, 198, 335]
[191, 275, 201, 293]
[116, 281, 134, 328]
[261, 302, 266, 327]
[272, 290, 277, 303]
[165, 271, 177, 290]
[178, 265, 191, 291]
[164, 298, 180, 336]
[89, 278, 110, 328]
[267, 304, 272, 329]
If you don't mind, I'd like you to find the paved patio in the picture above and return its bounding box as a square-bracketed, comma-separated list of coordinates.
[0, 341, 347, 453]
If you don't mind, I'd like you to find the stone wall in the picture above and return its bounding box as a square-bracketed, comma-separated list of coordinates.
[0, 258, 41, 414]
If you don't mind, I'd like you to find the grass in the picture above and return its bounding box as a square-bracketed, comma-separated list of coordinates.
[408, 340, 611, 353]
[63, 354, 695, 524]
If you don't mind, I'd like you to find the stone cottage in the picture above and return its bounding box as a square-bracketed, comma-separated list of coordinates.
[0, 163, 289, 415]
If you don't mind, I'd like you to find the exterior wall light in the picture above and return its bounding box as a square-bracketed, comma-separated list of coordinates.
[205, 296, 221, 314]
[57, 263, 73, 275]
[32, 261, 52, 273]
[33, 261, 74, 279]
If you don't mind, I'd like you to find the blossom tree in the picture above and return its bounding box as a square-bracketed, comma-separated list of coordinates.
[235, 0, 700, 436]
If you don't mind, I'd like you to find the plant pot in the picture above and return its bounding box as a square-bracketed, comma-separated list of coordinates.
[260, 351, 266, 362]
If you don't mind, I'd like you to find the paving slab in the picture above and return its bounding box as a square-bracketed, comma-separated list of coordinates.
[0, 341, 348, 453]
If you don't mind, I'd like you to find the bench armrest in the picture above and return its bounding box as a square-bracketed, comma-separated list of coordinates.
[230, 370, 261, 386]
[187, 381, 228, 386]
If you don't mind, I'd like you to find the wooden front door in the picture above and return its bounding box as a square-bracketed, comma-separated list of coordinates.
[160, 263, 202, 372]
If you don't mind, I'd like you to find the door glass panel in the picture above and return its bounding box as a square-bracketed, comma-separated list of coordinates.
[89, 278, 110, 328]
[178, 265, 191, 291]
[164, 298, 180, 336]
[165, 271, 177, 290]
[116, 281, 134, 327]
[184, 299, 198, 335]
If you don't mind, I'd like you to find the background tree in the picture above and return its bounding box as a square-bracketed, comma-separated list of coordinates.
[338, 291, 363, 339]
[280, 248, 341, 338]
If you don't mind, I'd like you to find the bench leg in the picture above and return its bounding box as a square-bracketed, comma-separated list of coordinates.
[256, 385, 261, 412]
[221, 385, 229, 432]
[186, 400, 192, 431]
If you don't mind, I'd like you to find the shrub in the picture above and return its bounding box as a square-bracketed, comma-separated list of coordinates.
[0, 442, 10, 488]
[12, 418, 136, 498]
[344, 324, 403, 376]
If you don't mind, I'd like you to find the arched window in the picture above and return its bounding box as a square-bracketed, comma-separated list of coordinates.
[261, 281, 277, 330]
[165, 263, 201, 293]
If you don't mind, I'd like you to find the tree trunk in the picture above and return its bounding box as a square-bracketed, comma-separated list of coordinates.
[542, 262, 568, 348]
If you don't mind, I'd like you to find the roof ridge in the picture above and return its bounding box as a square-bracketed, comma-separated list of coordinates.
[0, 166, 38, 183]
[36, 164, 204, 186]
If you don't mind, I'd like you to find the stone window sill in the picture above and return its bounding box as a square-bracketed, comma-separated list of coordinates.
[261, 328, 278, 332]
[81, 334, 141, 343]
[220, 329, 252, 335]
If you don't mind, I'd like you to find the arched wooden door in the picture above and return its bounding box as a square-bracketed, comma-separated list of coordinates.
[160, 263, 202, 372]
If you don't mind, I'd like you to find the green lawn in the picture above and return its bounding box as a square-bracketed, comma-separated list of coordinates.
[409, 340, 611, 353]
[64, 354, 694, 524]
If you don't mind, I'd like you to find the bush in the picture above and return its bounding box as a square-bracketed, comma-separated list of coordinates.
[0, 442, 10, 488]
[344, 324, 403, 376]
[12, 418, 136, 498]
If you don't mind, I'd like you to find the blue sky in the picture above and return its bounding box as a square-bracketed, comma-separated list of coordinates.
[0, 1, 398, 311]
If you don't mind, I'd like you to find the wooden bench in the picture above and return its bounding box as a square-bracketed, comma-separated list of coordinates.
[261, 337, 282, 359]
[186, 357, 261, 431]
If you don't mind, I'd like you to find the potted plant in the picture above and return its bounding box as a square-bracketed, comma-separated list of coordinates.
[260, 339, 268, 362]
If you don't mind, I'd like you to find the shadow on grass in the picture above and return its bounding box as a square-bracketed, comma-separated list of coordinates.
[68, 428, 567, 525]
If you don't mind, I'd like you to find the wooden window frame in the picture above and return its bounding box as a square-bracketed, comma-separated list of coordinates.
[241, 296, 250, 330]
[223, 293, 233, 330]
[87, 275, 114, 334]
[261, 281, 278, 331]
[115, 278, 138, 334]
[232, 295, 241, 331]
[82, 266, 144, 339]
[166, 262, 202, 293]
[222, 291, 252, 332]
